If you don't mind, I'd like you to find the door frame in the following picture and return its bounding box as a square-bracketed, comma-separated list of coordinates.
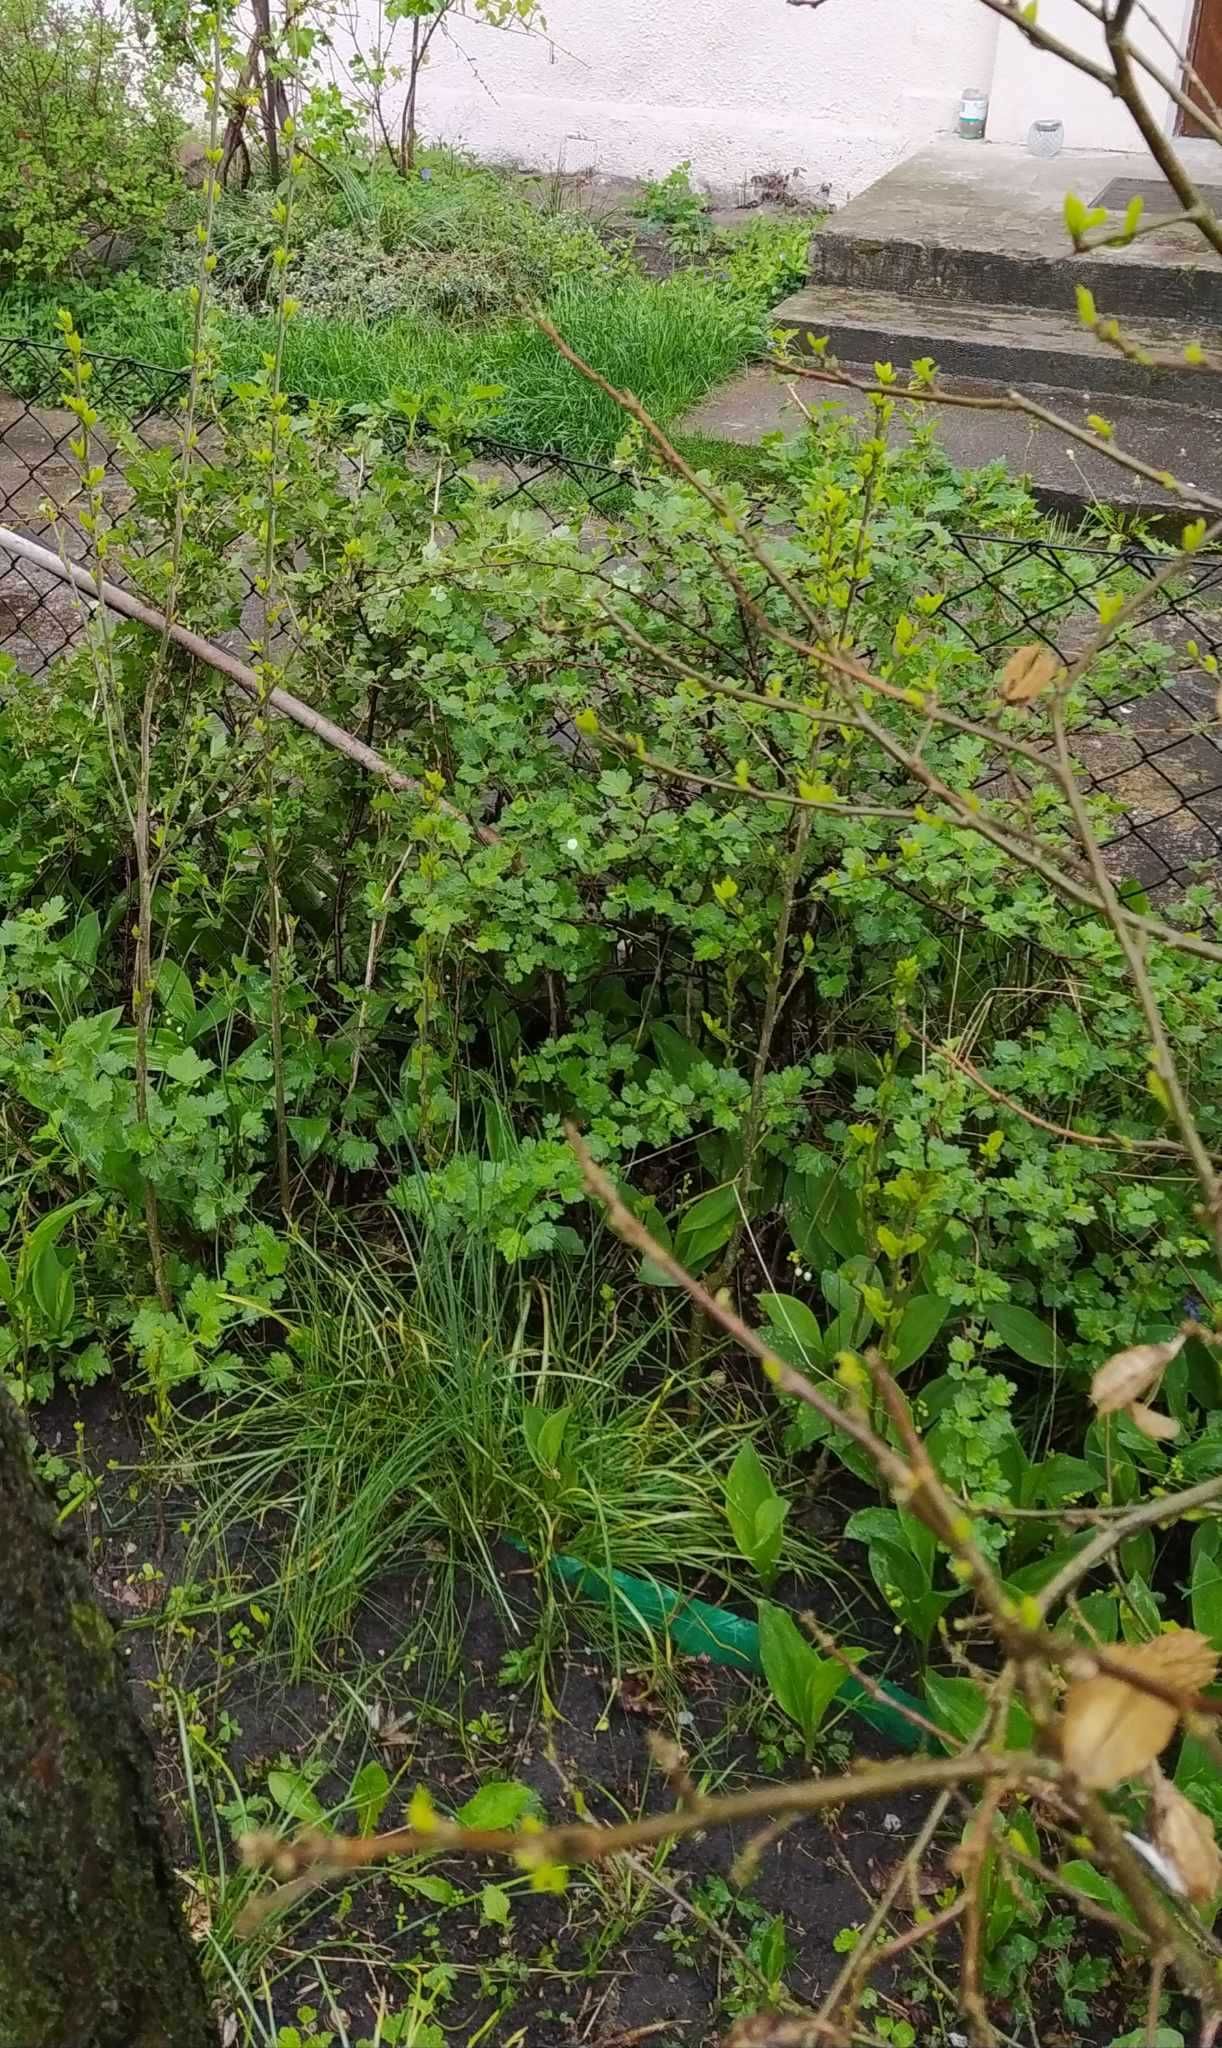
[1178, 0, 1222, 134]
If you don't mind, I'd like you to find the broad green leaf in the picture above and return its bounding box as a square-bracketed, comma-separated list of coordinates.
[785, 1163, 834, 1268]
[651, 1021, 705, 1081]
[757, 1600, 851, 1751]
[845, 1506, 905, 1553]
[1119, 1574, 1161, 1644]
[1073, 1593, 1119, 1644]
[63, 911, 101, 967]
[757, 1598, 811, 1731]
[1006, 1530, 1096, 1596]
[350, 1758, 390, 1835]
[155, 958, 196, 1027]
[1059, 1859, 1138, 1931]
[523, 1402, 571, 1475]
[924, 1673, 1033, 1751]
[984, 1303, 1059, 1367]
[635, 1197, 680, 1289]
[288, 1115, 330, 1163]
[455, 1778, 536, 1830]
[1029, 1453, 1096, 1509]
[267, 1768, 326, 1826]
[21, 1195, 98, 1269]
[483, 1097, 516, 1161]
[820, 1177, 866, 1259]
[673, 1184, 738, 1274]
[1191, 1523, 1222, 1649]
[480, 1882, 512, 1926]
[1176, 1731, 1222, 1824]
[757, 1291, 823, 1364]
[725, 1442, 789, 1585]
[396, 1872, 461, 1906]
[891, 1294, 949, 1372]
[30, 1243, 73, 1334]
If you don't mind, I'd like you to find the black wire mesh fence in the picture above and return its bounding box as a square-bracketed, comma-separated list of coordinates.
[1, 337, 1220, 901]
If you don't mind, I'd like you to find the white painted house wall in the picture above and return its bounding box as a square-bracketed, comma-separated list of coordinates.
[392, 0, 1199, 205]
[407, 0, 1001, 204]
[987, 0, 1193, 149]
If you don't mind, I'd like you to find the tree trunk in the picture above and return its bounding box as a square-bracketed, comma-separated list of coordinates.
[0, 1389, 215, 2048]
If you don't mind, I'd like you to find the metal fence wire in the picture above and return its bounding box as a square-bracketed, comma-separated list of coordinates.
[1, 336, 1220, 904]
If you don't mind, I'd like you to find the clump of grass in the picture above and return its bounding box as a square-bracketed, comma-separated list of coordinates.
[171, 1223, 834, 1675]
[0, 268, 761, 459]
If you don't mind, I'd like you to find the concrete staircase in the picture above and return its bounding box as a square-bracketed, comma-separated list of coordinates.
[683, 139, 1222, 512]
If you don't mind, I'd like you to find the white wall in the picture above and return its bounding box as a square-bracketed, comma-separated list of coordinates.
[406, 0, 1001, 205]
[987, 0, 1195, 148]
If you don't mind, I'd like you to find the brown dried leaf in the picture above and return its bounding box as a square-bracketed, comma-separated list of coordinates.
[1090, 1333, 1185, 1415]
[1061, 1672, 1178, 1789]
[1062, 1630, 1218, 1788]
[1128, 1399, 1180, 1442]
[998, 643, 1063, 704]
[1152, 1772, 1222, 1905]
[1124, 1628, 1218, 1696]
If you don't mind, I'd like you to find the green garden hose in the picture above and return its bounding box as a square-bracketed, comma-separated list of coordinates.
[544, 1550, 927, 1753]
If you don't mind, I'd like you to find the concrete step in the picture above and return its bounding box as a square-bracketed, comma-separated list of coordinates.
[679, 363, 1222, 519]
[808, 141, 1222, 322]
[808, 226, 1222, 321]
[771, 287, 1215, 401]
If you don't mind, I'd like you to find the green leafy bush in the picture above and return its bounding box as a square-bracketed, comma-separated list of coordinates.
[168, 156, 624, 324]
[2, 347, 1219, 1688]
[0, 0, 183, 279]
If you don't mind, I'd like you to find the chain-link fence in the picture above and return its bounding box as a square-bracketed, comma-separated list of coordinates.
[2, 337, 1220, 901]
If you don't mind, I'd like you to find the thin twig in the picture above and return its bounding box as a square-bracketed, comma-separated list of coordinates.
[0, 526, 499, 846]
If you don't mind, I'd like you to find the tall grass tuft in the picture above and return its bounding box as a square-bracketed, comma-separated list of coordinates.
[171, 1223, 833, 1675]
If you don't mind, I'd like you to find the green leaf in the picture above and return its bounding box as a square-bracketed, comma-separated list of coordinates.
[1191, 1523, 1222, 1649]
[845, 1507, 905, 1552]
[673, 1184, 738, 1274]
[1064, 191, 1089, 240]
[757, 1599, 852, 1751]
[785, 1163, 834, 1268]
[455, 1778, 536, 1830]
[522, 1402, 571, 1475]
[480, 1882, 512, 1926]
[891, 1294, 949, 1372]
[288, 1115, 330, 1163]
[1176, 1731, 1222, 1824]
[63, 910, 101, 967]
[651, 1021, 705, 1081]
[1074, 1593, 1118, 1644]
[21, 1195, 98, 1271]
[757, 1291, 823, 1365]
[165, 1046, 211, 1087]
[984, 1303, 1059, 1367]
[924, 1673, 1033, 1751]
[1119, 1574, 1161, 1644]
[396, 1873, 461, 1906]
[633, 1197, 680, 1289]
[30, 1243, 73, 1335]
[350, 1759, 390, 1835]
[1029, 1453, 1096, 1508]
[267, 1768, 326, 1826]
[821, 1258, 878, 1318]
[155, 958, 196, 1027]
[725, 1441, 789, 1585]
[1059, 1859, 1138, 1931]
